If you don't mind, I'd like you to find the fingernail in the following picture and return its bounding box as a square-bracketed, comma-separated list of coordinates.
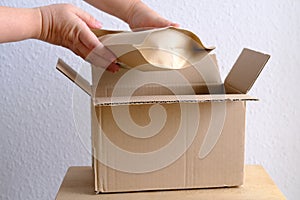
[94, 21, 102, 28]
[170, 22, 180, 27]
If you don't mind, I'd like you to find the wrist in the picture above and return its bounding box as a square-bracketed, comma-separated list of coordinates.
[125, 0, 142, 25]
[29, 8, 43, 40]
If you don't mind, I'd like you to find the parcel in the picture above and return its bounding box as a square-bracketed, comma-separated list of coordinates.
[56, 27, 270, 193]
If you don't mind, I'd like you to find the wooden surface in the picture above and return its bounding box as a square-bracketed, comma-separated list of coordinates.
[55, 165, 286, 200]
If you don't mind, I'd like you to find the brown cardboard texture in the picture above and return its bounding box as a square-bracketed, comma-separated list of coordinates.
[56, 27, 270, 193]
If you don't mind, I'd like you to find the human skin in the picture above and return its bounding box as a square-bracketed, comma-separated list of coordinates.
[0, 1, 178, 72]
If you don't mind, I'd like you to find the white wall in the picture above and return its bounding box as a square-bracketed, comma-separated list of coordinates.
[0, 0, 299, 199]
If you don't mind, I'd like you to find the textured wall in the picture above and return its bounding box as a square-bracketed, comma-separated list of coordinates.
[0, 0, 299, 199]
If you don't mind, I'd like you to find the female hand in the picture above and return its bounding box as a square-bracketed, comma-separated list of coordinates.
[126, 1, 179, 29]
[38, 4, 119, 72]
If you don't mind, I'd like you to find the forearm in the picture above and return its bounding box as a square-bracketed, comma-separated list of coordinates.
[0, 6, 41, 43]
[84, 0, 141, 23]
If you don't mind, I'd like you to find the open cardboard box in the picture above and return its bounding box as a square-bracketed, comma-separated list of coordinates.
[56, 28, 270, 193]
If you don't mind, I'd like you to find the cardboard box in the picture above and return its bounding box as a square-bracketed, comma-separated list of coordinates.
[56, 29, 270, 193]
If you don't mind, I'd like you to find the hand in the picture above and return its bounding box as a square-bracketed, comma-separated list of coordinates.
[38, 4, 119, 72]
[126, 1, 179, 29]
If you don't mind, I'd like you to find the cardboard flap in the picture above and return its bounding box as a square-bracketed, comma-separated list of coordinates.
[56, 59, 92, 96]
[93, 94, 258, 106]
[224, 48, 270, 94]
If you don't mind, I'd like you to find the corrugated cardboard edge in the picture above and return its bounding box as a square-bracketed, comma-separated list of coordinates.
[93, 94, 258, 106]
[91, 100, 98, 192]
[93, 155, 99, 192]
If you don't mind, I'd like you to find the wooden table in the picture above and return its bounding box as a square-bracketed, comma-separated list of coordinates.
[55, 165, 285, 200]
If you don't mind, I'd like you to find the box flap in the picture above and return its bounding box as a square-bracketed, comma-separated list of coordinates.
[224, 48, 270, 94]
[93, 94, 257, 106]
[56, 59, 92, 96]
